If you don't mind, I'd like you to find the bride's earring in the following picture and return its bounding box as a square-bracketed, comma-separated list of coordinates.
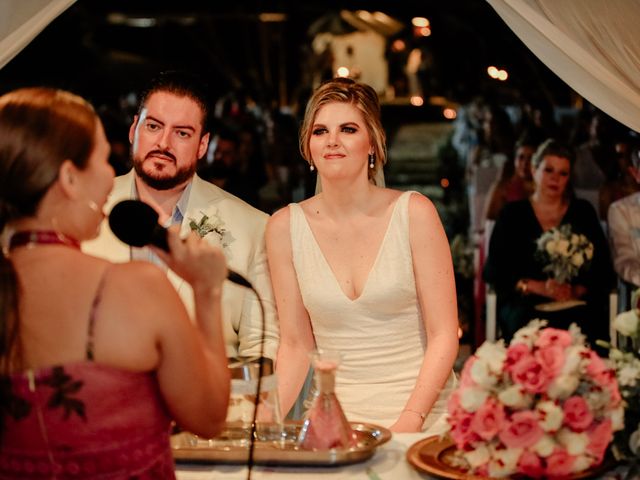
[368, 153, 375, 169]
[309, 161, 315, 172]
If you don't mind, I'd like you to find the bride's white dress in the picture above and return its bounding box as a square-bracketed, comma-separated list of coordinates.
[289, 191, 456, 433]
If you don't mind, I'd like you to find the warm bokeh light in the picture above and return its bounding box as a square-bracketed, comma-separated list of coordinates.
[410, 96, 424, 107]
[443, 108, 457, 120]
[487, 66, 499, 78]
[391, 39, 406, 52]
[497, 69, 509, 81]
[440, 178, 450, 188]
[412, 17, 430, 28]
[336, 67, 350, 78]
[258, 13, 287, 22]
[417, 26, 431, 37]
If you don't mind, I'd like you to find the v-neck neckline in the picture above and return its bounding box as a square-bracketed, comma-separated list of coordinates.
[296, 192, 407, 302]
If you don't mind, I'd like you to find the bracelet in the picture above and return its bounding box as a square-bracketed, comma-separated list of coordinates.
[403, 408, 427, 421]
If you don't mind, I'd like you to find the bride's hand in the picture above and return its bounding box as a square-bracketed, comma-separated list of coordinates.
[389, 410, 423, 433]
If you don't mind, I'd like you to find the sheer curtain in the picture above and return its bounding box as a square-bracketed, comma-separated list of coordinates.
[0, 0, 76, 70]
[487, 0, 640, 132]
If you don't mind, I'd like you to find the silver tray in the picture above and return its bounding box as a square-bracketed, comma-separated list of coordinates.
[171, 422, 391, 466]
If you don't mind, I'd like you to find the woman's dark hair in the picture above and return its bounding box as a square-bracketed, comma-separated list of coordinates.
[137, 70, 211, 136]
[531, 138, 575, 169]
[0, 87, 97, 378]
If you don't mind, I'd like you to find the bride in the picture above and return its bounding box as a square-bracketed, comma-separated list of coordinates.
[266, 78, 458, 433]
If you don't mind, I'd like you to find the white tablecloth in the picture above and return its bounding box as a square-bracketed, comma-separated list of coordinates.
[176, 433, 435, 480]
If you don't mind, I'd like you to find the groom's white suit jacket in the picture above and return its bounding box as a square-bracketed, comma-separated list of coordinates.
[83, 170, 278, 360]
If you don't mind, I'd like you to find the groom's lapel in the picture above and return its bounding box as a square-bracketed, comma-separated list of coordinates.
[180, 175, 226, 236]
[171, 175, 226, 297]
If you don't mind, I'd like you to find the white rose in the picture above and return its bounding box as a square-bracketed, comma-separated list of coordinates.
[557, 239, 570, 256]
[475, 341, 506, 374]
[497, 385, 532, 409]
[536, 401, 563, 432]
[570, 252, 584, 268]
[463, 445, 491, 469]
[630, 423, 640, 455]
[512, 319, 547, 348]
[557, 428, 589, 456]
[470, 359, 498, 388]
[488, 448, 522, 478]
[571, 455, 594, 473]
[570, 234, 579, 245]
[547, 374, 579, 399]
[533, 434, 556, 457]
[561, 346, 586, 375]
[618, 362, 640, 387]
[585, 244, 594, 260]
[545, 240, 558, 255]
[460, 387, 489, 412]
[585, 389, 609, 412]
[609, 405, 625, 431]
[614, 310, 639, 337]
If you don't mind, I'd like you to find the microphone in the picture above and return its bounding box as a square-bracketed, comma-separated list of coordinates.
[108, 199, 251, 288]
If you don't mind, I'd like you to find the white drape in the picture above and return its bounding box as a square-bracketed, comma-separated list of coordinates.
[0, 0, 76, 70]
[487, 0, 640, 132]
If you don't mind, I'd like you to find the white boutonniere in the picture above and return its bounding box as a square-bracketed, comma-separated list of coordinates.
[188, 210, 235, 250]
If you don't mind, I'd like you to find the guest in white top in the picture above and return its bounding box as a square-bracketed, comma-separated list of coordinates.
[608, 148, 640, 287]
[266, 78, 458, 433]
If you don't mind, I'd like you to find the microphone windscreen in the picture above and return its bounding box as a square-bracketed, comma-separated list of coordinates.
[108, 200, 159, 248]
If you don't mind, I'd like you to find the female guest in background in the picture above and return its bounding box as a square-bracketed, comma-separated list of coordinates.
[0, 88, 230, 478]
[482, 137, 536, 222]
[266, 78, 458, 433]
[484, 139, 615, 348]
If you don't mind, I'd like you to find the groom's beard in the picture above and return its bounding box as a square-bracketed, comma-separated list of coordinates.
[133, 149, 197, 190]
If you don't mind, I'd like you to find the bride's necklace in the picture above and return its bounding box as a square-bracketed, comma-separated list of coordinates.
[9, 230, 81, 251]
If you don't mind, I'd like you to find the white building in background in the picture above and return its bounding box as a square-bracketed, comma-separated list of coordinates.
[310, 10, 403, 95]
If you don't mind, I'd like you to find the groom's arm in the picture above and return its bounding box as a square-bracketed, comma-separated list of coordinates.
[236, 217, 279, 360]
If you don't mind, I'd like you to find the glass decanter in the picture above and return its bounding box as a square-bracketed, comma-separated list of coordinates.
[297, 350, 356, 450]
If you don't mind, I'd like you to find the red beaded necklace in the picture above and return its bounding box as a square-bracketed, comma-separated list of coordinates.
[9, 230, 81, 251]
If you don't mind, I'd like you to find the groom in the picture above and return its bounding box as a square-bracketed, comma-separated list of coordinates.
[83, 71, 278, 360]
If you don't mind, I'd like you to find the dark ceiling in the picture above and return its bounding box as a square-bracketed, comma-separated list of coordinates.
[0, 0, 572, 110]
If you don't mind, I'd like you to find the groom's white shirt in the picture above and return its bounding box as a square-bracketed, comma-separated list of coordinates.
[83, 170, 279, 360]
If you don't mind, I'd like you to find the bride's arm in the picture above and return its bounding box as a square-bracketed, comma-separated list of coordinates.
[390, 193, 459, 433]
[265, 207, 316, 417]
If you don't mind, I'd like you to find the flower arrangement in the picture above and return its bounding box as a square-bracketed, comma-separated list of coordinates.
[535, 224, 593, 284]
[446, 320, 623, 478]
[188, 210, 235, 249]
[597, 290, 640, 462]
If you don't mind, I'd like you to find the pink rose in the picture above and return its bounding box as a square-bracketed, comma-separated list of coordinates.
[449, 411, 480, 450]
[534, 344, 565, 378]
[511, 355, 552, 394]
[545, 447, 576, 478]
[470, 398, 505, 440]
[499, 411, 544, 448]
[459, 356, 477, 388]
[587, 419, 613, 464]
[504, 343, 530, 372]
[535, 328, 572, 349]
[518, 450, 544, 478]
[586, 350, 614, 386]
[563, 396, 594, 432]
